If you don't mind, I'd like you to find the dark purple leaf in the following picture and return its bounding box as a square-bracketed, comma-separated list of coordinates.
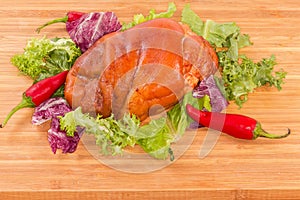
[32, 97, 83, 154]
[32, 97, 71, 125]
[48, 117, 84, 154]
[193, 75, 229, 112]
[66, 12, 122, 52]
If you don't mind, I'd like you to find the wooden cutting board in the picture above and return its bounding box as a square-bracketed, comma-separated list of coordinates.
[0, 0, 300, 199]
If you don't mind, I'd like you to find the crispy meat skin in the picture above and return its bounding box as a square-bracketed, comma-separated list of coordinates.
[64, 18, 218, 121]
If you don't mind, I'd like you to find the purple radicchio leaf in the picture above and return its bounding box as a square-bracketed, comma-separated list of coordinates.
[189, 75, 229, 129]
[193, 75, 229, 113]
[32, 97, 83, 154]
[32, 97, 71, 125]
[66, 12, 122, 52]
[48, 116, 84, 154]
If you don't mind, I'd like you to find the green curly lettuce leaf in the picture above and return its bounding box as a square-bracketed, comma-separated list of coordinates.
[59, 108, 138, 156]
[137, 92, 211, 160]
[11, 37, 82, 96]
[181, 4, 252, 60]
[218, 52, 287, 107]
[121, 2, 177, 30]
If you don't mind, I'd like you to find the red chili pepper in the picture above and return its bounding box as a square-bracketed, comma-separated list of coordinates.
[186, 104, 290, 140]
[36, 11, 85, 33]
[0, 70, 69, 128]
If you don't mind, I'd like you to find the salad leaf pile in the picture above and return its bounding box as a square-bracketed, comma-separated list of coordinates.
[59, 92, 211, 160]
[180, 4, 287, 107]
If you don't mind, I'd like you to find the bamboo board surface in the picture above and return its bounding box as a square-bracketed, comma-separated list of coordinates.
[0, 0, 300, 199]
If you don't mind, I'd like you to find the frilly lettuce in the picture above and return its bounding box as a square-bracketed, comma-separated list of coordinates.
[59, 92, 211, 160]
[181, 4, 287, 107]
[11, 37, 81, 97]
[218, 53, 287, 107]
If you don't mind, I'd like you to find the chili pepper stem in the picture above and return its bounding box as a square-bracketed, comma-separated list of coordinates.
[0, 95, 35, 128]
[36, 16, 68, 33]
[253, 123, 290, 139]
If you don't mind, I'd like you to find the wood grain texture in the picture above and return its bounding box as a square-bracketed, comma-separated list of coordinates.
[0, 0, 300, 199]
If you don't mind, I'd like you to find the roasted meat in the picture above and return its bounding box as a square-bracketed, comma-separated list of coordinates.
[64, 18, 218, 121]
